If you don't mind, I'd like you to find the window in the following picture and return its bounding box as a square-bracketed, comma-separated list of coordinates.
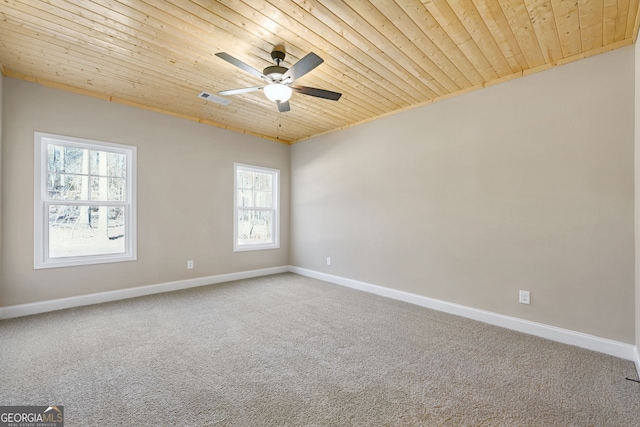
[234, 163, 279, 251]
[34, 132, 137, 269]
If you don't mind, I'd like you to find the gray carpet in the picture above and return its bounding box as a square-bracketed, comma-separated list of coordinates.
[1, 273, 638, 426]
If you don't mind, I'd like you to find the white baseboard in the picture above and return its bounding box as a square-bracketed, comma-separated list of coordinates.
[290, 266, 637, 362]
[635, 346, 640, 377]
[0, 266, 289, 320]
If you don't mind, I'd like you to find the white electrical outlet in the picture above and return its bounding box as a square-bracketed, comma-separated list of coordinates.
[187, 260, 194, 270]
[519, 290, 530, 305]
[326, 257, 331, 266]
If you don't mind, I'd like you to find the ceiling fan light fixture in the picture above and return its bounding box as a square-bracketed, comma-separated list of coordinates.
[264, 83, 292, 103]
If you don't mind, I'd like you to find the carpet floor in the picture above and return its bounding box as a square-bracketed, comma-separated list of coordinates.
[1, 273, 639, 426]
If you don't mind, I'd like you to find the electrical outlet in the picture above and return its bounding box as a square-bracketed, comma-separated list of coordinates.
[187, 260, 194, 270]
[326, 257, 331, 266]
[519, 290, 530, 305]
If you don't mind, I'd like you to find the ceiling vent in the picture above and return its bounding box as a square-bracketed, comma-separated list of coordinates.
[198, 91, 231, 105]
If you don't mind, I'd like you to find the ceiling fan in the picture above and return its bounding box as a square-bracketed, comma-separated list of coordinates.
[215, 46, 342, 112]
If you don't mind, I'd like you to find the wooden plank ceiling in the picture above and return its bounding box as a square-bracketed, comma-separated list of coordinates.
[0, 0, 639, 144]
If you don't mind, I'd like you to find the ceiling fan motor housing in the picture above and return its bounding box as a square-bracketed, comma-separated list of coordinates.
[271, 48, 286, 64]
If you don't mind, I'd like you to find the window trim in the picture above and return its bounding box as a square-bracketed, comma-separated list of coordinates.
[233, 163, 280, 252]
[34, 132, 137, 269]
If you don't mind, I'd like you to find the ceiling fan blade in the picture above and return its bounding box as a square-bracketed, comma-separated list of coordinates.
[292, 85, 342, 101]
[215, 52, 266, 80]
[277, 101, 291, 112]
[218, 86, 263, 96]
[282, 52, 323, 82]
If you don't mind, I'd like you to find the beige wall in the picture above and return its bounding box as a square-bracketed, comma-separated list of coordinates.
[636, 39, 640, 357]
[1, 78, 290, 306]
[291, 47, 636, 344]
[0, 73, 3, 306]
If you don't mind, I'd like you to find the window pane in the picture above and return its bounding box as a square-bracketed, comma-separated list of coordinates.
[238, 171, 253, 189]
[255, 190, 272, 207]
[106, 207, 125, 240]
[237, 209, 273, 244]
[254, 173, 272, 190]
[47, 174, 89, 200]
[48, 144, 88, 174]
[91, 177, 126, 201]
[48, 205, 126, 258]
[238, 189, 253, 207]
[90, 150, 127, 177]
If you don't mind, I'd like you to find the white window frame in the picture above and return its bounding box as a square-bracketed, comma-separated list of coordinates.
[34, 132, 137, 269]
[234, 163, 280, 252]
